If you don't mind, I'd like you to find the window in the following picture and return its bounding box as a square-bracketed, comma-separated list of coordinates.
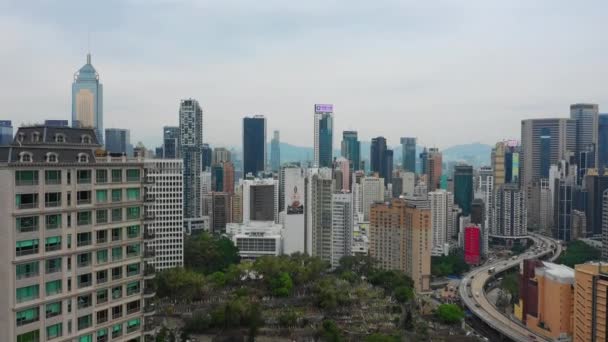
[126, 244, 140, 258]
[111, 305, 122, 319]
[96, 210, 107, 224]
[15, 170, 38, 185]
[77, 314, 92, 330]
[78, 294, 92, 309]
[96, 310, 108, 325]
[78, 253, 92, 267]
[96, 249, 108, 264]
[77, 154, 89, 163]
[77, 211, 92, 226]
[46, 153, 58, 163]
[127, 225, 140, 238]
[126, 281, 140, 296]
[126, 300, 141, 315]
[45, 192, 61, 207]
[126, 263, 140, 277]
[112, 247, 122, 261]
[111, 169, 122, 183]
[16, 307, 39, 326]
[111, 324, 122, 338]
[81, 135, 92, 144]
[126, 188, 140, 201]
[78, 273, 92, 288]
[96, 270, 107, 284]
[112, 286, 122, 300]
[111, 227, 122, 241]
[96, 190, 107, 203]
[111, 208, 122, 222]
[96, 328, 108, 341]
[45, 236, 62, 252]
[111, 267, 122, 281]
[46, 323, 62, 339]
[77, 190, 92, 205]
[45, 258, 61, 274]
[111, 189, 122, 202]
[77, 232, 92, 247]
[77, 170, 92, 184]
[96, 230, 108, 244]
[17, 330, 39, 342]
[126, 318, 141, 333]
[16, 284, 39, 303]
[126, 206, 140, 220]
[16, 261, 39, 279]
[46, 302, 62, 318]
[96, 289, 108, 305]
[16, 216, 39, 233]
[126, 169, 140, 182]
[16, 239, 39, 257]
[79, 334, 92, 342]
[16, 193, 38, 209]
[19, 152, 33, 163]
[45, 170, 61, 185]
[96, 170, 107, 184]
[54, 134, 65, 143]
[46, 214, 61, 229]
[45, 280, 62, 296]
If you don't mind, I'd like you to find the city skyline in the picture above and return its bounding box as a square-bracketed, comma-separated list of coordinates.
[2, 1, 607, 149]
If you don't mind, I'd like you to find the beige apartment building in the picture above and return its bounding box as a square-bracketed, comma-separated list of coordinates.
[573, 263, 608, 342]
[0, 126, 155, 342]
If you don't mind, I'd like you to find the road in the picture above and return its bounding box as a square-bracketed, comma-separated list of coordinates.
[459, 233, 562, 342]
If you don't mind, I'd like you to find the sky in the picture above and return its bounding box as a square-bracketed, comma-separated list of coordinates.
[1, 0, 607, 150]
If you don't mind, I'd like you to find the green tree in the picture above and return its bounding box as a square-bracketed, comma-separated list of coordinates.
[270, 272, 293, 297]
[394, 286, 414, 303]
[431, 251, 470, 277]
[365, 333, 400, 342]
[155, 267, 205, 301]
[501, 272, 519, 305]
[319, 319, 342, 342]
[337, 255, 377, 277]
[184, 232, 239, 274]
[557, 240, 601, 267]
[436, 304, 464, 324]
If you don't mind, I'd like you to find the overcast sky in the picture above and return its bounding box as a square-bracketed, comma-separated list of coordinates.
[1, 1, 607, 149]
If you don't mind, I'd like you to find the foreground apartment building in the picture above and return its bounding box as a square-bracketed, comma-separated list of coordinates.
[0, 126, 155, 342]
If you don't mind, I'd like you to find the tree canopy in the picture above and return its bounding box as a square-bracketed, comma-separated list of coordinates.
[431, 251, 470, 277]
[155, 267, 206, 301]
[184, 232, 240, 274]
[557, 240, 601, 267]
[436, 304, 464, 324]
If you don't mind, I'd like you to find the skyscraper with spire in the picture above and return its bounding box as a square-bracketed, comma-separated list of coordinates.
[72, 53, 104, 144]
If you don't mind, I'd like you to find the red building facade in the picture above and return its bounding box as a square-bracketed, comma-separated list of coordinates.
[464, 225, 481, 265]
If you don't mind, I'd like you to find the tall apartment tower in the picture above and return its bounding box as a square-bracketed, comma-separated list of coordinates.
[0, 126, 155, 342]
[492, 184, 527, 237]
[179, 99, 203, 220]
[454, 164, 473, 216]
[330, 193, 354, 269]
[369, 198, 432, 292]
[143, 159, 184, 270]
[243, 115, 266, 177]
[270, 130, 281, 172]
[477, 166, 493, 256]
[400, 137, 417, 173]
[335, 157, 350, 192]
[201, 144, 212, 171]
[492, 141, 521, 186]
[162, 126, 180, 159]
[105, 128, 132, 156]
[429, 190, 454, 256]
[212, 148, 232, 164]
[341, 131, 361, 172]
[281, 166, 307, 254]
[313, 104, 334, 168]
[72, 53, 104, 144]
[309, 171, 334, 261]
[361, 176, 385, 221]
[549, 160, 577, 241]
[419, 148, 428, 175]
[426, 148, 442, 192]
[572, 263, 608, 342]
[371, 137, 393, 186]
[584, 171, 608, 236]
[241, 178, 279, 224]
[570, 103, 599, 167]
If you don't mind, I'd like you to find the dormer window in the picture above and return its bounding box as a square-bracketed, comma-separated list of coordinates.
[54, 134, 66, 143]
[81, 135, 92, 144]
[17, 133, 25, 143]
[46, 153, 58, 163]
[19, 152, 33, 163]
[77, 153, 89, 163]
[32, 132, 41, 142]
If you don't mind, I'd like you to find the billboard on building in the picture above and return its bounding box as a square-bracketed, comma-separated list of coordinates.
[314, 104, 333, 114]
[284, 168, 305, 215]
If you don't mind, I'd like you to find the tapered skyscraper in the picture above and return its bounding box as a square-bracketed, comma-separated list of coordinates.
[314, 104, 334, 168]
[179, 99, 203, 219]
[72, 53, 103, 144]
[243, 115, 266, 176]
[341, 131, 361, 171]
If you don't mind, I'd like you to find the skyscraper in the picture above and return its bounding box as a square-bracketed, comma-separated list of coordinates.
[361, 176, 385, 221]
[314, 104, 333, 168]
[0, 120, 13, 145]
[370, 136, 392, 186]
[179, 99, 203, 220]
[429, 190, 454, 256]
[241, 178, 279, 224]
[570, 103, 599, 168]
[550, 160, 577, 241]
[572, 263, 608, 342]
[162, 126, 180, 159]
[454, 164, 473, 216]
[492, 184, 527, 237]
[427, 148, 442, 192]
[282, 166, 307, 254]
[309, 171, 334, 260]
[598, 114, 608, 171]
[213, 147, 232, 164]
[330, 193, 354, 269]
[335, 157, 350, 192]
[270, 130, 281, 172]
[492, 141, 521, 186]
[584, 171, 608, 236]
[72, 53, 104, 144]
[243, 115, 266, 177]
[419, 147, 428, 175]
[341, 131, 361, 172]
[400, 137, 417, 173]
[201, 143, 212, 170]
[105, 128, 131, 155]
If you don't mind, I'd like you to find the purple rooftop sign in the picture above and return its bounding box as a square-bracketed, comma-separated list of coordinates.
[314, 104, 333, 114]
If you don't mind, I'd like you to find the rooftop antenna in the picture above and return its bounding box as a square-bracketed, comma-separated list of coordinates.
[87, 30, 91, 64]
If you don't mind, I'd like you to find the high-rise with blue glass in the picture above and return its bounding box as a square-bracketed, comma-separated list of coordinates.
[0, 120, 13, 145]
[72, 53, 103, 144]
[400, 137, 417, 173]
[598, 114, 608, 171]
[314, 104, 333, 168]
[243, 115, 266, 177]
[341, 131, 361, 171]
[179, 99, 203, 219]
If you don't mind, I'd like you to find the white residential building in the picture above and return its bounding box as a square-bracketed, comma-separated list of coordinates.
[241, 178, 279, 224]
[330, 193, 353, 269]
[402, 171, 415, 196]
[281, 167, 306, 255]
[429, 190, 453, 256]
[361, 176, 384, 221]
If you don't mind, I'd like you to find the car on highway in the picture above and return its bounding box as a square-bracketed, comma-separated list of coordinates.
[475, 303, 481, 308]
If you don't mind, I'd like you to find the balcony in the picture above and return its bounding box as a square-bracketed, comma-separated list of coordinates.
[143, 287, 156, 299]
[144, 265, 155, 280]
[143, 304, 156, 316]
[77, 198, 92, 205]
[45, 201, 61, 208]
[18, 202, 39, 210]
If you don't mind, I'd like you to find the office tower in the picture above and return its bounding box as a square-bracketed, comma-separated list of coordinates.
[0, 120, 13, 145]
[464, 225, 481, 265]
[282, 167, 306, 254]
[161, 126, 180, 159]
[179, 99, 203, 221]
[402, 172, 415, 196]
[200, 171, 212, 216]
[201, 144, 212, 171]
[143, 159, 184, 270]
[210, 192, 231, 234]
[572, 263, 608, 342]
[222, 162, 235, 194]
[370, 137, 389, 184]
[313, 104, 334, 168]
[392, 171, 403, 198]
[44, 120, 69, 127]
[369, 198, 431, 292]
[361, 176, 385, 221]
[419, 147, 429, 175]
[341, 131, 361, 172]
[230, 190, 242, 224]
[603, 190, 608, 260]
[427, 148, 442, 192]
[334, 157, 350, 192]
[330, 193, 353, 269]
[585, 170, 608, 236]
[492, 141, 521, 186]
[570, 103, 599, 166]
[429, 190, 454, 256]
[539, 179, 553, 236]
[492, 184, 527, 237]
[243, 115, 266, 177]
[454, 164, 473, 216]
[385, 149, 394, 187]
[241, 178, 279, 224]
[72, 53, 104, 144]
[211, 164, 224, 192]
[400, 137, 417, 173]
[0, 126, 153, 342]
[105, 128, 131, 156]
[599, 114, 608, 171]
[270, 130, 281, 172]
[550, 160, 577, 241]
[309, 171, 334, 260]
[477, 166, 493, 245]
[213, 147, 232, 164]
